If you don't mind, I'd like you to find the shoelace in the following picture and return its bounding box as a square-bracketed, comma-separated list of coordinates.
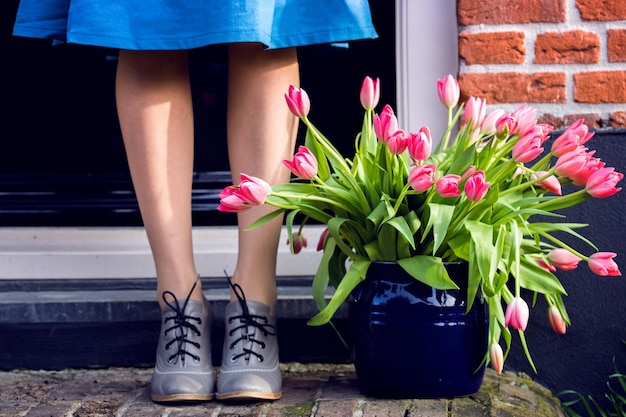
[162, 276, 203, 364]
[224, 271, 276, 363]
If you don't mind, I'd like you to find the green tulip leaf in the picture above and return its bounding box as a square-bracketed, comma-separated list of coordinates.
[308, 258, 371, 326]
[397, 256, 458, 290]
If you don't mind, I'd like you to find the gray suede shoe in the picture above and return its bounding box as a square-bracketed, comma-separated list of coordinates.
[216, 279, 281, 401]
[151, 283, 215, 403]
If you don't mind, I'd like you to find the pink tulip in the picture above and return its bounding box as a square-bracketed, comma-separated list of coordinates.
[463, 97, 486, 128]
[496, 112, 518, 135]
[437, 74, 460, 109]
[461, 166, 477, 182]
[586, 167, 623, 198]
[287, 232, 308, 254]
[374, 105, 399, 144]
[408, 164, 437, 192]
[551, 119, 594, 157]
[512, 132, 544, 163]
[218, 186, 251, 212]
[536, 124, 554, 143]
[283, 146, 318, 180]
[505, 297, 529, 331]
[285, 85, 310, 118]
[547, 248, 581, 271]
[569, 155, 605, 186]
[236, 174, 272, 205]
[531, 171, 562, 195]
[317, 227, 329, 251]
[436, 174, 462, 198]
[360, 76, 381, 111]
[464, 170, 490, 202]
[481, 109, 505, 135]
[536, 258, 557, 273]
[588, 252, 621, 276]
[547, 305, 567, 335]
[490, 343, 504, 374]
[554, 147, 590, 179]
[407, 127, 432, 161]
[511, 105, 538, 137]
[387, 130, 409, 154]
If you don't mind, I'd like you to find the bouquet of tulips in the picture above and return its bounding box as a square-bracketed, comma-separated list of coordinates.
[218, 75, 622, 372]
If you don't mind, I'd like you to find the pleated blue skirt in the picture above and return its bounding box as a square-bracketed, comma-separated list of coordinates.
[13, 0, 377, 50]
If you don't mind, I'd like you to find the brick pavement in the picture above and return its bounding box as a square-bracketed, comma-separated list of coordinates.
[0, 363, 565, 417]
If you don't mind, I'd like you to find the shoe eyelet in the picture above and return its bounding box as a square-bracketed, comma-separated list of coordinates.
[258, 356, 264, 362]
[229, 343, 236, 350]
[259, 342, 266, 349]
[230, 356, 238, 363]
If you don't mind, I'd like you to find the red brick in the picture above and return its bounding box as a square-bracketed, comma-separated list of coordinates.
[609, 110, 626, 128]
[576, 0, 626, 21]
[459, 72, 566, 103]
[537, 113, 565, 129]
[608, 29, 626, 63]
[563, 113, 602, 129]
[574, 71, 626, 103]
[534, 31, 600, 64]
[458, 0, 565, 25]
[459, 32, 525, 65]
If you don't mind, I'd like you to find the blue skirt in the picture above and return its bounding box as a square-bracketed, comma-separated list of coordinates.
[12, 0, 377, 50]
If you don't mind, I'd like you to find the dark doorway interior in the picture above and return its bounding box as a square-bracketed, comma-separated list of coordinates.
[1, 0, 396, 226]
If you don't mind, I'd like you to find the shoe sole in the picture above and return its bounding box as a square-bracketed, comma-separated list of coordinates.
[216, 390, 282, 402]
[151, 392, 214, 403]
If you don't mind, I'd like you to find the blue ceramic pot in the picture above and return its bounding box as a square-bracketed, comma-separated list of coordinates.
[348, 261, 488, 398]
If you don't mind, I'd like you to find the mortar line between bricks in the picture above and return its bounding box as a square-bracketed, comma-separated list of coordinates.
[309, 383, 325, 417]
[65, 402, 82, 417]
[115, 389, 144, 417]
[211, 405, 223, 417]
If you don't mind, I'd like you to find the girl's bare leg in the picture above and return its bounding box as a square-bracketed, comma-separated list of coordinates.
[227, 43, 299, 312]
[116, 50, 201, 304]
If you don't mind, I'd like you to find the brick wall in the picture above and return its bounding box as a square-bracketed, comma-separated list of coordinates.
[456, 0, 626, 129]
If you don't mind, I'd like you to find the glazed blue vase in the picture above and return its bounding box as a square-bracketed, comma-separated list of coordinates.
[348, 261, 488, 399]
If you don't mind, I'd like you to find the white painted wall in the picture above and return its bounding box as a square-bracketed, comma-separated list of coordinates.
[395, 0, 459, 144]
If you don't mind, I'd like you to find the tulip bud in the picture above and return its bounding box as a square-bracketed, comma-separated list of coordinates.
[588, 252, 621, 276]
[407, 127, 432, 162]
[547, 248, 581, 271]
[464, 170, 490, 202]
[531, 171, 562, 195]
[504, 297, 530, 331]
[283, 146, 318, 180]
[317, 227, 329, 251]
[360, 76, 380, 111]
[387, 130, 409, 154]
[490, 343, 504, 374]
[374, 105, 398, 144]
[285, 86, 310, 118]
[287, 232, 308, 254]
[512, 132, 543, 163]
[547, 305, 566, 335]
[481, 110, 505, 135]
[408, 164, 437, 193]
[437, 74, 460, 109]
[463, 97, 486, 129]
[586, 167, 623, 198]
[436, 174, 461, 198]
[236, 174, 272, 205]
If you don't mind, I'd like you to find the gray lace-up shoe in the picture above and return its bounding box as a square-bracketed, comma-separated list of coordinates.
[151, 292, 215, 403]
[216, 299, 282, 401]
